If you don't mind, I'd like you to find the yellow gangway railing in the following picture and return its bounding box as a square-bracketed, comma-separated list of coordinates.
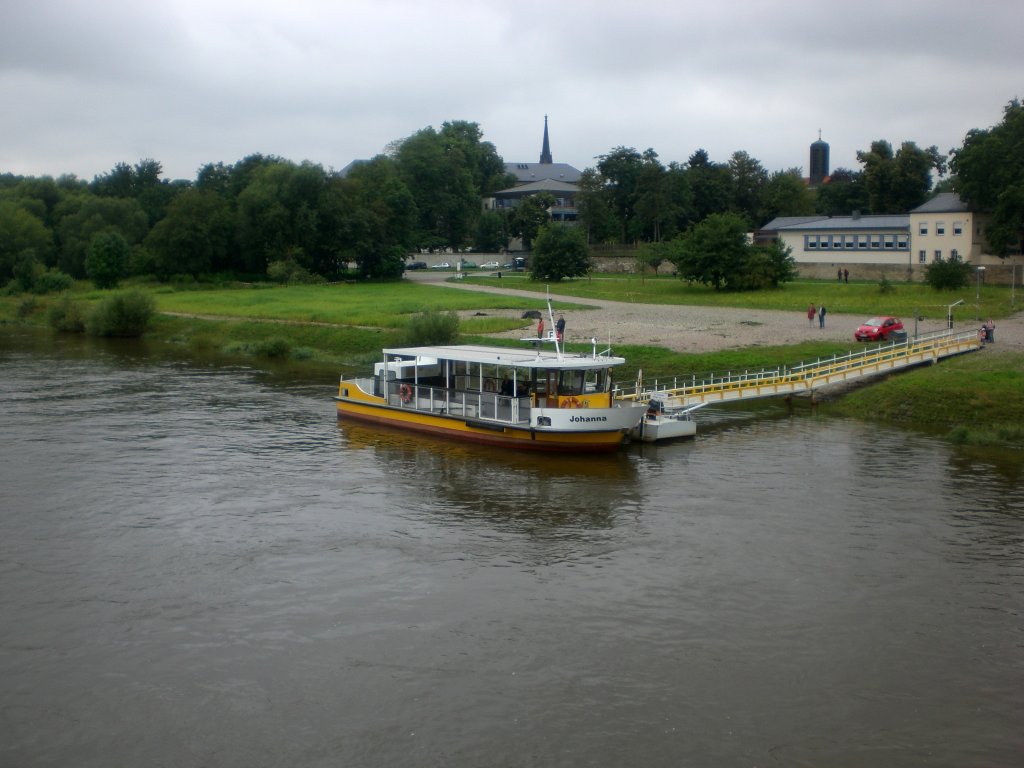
[615, 329, 982, 408]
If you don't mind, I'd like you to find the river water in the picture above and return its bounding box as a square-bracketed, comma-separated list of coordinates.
[1, 331, 1022, 768]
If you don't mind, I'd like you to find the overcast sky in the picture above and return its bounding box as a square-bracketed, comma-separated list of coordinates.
[2, 0, 1020, 183]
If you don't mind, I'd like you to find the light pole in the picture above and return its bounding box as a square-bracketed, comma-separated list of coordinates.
[947, 299, 964, 329]
[976, 266, 986, 320]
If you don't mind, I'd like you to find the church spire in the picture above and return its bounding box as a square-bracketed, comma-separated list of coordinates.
[539, 115, 553, 164]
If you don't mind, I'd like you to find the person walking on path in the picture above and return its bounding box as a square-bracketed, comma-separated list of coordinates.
[807, 303, 816, 328]
[819, 304, 827, 329]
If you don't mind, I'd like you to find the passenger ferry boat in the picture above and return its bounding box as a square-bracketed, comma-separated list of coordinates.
[335, 336, 647, 453]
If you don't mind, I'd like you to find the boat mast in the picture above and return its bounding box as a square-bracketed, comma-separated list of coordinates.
[545, 288, 563, 361]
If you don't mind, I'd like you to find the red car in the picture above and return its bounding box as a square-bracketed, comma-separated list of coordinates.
[855, 316, 904, 342]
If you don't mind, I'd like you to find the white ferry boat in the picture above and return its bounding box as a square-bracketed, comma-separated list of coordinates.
[336, 340, 647, 453]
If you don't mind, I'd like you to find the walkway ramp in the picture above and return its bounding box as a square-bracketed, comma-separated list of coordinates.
[616, 328, 983, 409]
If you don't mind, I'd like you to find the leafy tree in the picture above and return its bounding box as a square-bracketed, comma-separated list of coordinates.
[143, 188, 233, 278]
[596, 146, 647, 242]
[752, 238, 798, 289]
[55, 196, 149, 277]
[728, 150, 768, 226]
[759, 168, 816, 223]
[671, 212, 749, 290]
[952, 98, 1024, 257]
[0, 201, 54, 283]
[857, 140, 946, 213]
[529, 224, 591, 281]
[575, 167, 618, 244]
[815, 167, 869, 216]
[234, 160, 331, 275]
[510, 192, 554, 251]
[335, 157, 417, 279]
[924, 257, 972, 290]
[395, 125, 485, 249]
[474, 210, 505, 253]
[86, 231, 130, 288]
[668, 212, 792, 291]
[91, 159, 184, 226]
[634, 153, 672, 241]
[686, 149, 734, 222]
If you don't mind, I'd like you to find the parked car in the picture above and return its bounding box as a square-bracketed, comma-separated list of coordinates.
[405, 261, 428, 270]
[429, 262, 451, 269]
[855, 316, 904, 342]
[480, 261, 500, 269]
[458, 260, 478, 269]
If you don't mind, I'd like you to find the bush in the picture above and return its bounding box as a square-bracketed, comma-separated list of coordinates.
[404, 309, 459, 346]
[254, 337, 291, 358]
[85, 289, 156, 337]
[878, 275, 894, 294]
[924, 258, 973, 290]
[33, 268, 74, 294]
[48, 295, 87, 333]
[16, 296, 39, 319]
[267, 258, 326, 285]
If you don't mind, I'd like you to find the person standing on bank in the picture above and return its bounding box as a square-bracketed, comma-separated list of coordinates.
[807, 303, 816, 328]
[555, 314, 565, 342]
[819, 304, 827, 329]
[537, 316, 544, 339]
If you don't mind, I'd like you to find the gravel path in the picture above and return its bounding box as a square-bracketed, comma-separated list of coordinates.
[411, 273, 1024, 354]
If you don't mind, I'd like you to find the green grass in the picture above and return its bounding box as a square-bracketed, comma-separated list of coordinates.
[464, 273, 1018, 321]
[153, 282, 591, 330]
[822, 349, 1024, 447]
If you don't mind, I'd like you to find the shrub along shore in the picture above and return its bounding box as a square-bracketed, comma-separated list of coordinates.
[1, 276, 1021, 449]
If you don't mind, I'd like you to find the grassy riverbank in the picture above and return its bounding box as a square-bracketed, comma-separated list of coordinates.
[2, 278, 1021, 448]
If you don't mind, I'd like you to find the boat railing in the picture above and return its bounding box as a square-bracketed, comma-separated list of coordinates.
[387, 381, 531, 425]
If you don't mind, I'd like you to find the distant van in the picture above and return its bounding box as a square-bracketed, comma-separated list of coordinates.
[513, 257, 527, 272]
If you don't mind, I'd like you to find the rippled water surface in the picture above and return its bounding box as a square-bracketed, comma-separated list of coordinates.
[2, 334, 1022, 767]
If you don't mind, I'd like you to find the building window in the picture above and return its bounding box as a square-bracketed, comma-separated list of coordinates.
[884, 235, 895, 249]
[897, 235, 909, 250]
[953, 222, 963, 235]
[935, 249, 942, 261]
[871, 235, 882, 249]
[919, 222, 928, 235]
[806, 235, 817, 250]
[936, 222, 945, 236]
[857, 235, 867, 249]
[919, 250, 927, 264]
[844, 235, 855, 249]
[951, 248, 959, 261]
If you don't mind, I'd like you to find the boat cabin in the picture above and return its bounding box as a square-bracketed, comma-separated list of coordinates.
[372, 344, 621, 422]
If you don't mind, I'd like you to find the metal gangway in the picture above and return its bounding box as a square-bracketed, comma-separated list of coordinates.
[615, 328, 983, 409]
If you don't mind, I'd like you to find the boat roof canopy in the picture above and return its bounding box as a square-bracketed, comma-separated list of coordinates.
[382, 344, 625, 370]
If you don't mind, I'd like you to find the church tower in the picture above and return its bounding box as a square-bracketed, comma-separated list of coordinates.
[809, 130, 830, 186]
[539, 115, 553, 165]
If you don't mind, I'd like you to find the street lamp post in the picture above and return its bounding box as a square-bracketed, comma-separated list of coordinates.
[976, 266, 986, 320]
[947, 299, 964, 329]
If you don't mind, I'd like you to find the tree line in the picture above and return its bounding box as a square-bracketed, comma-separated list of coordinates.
[2, 100, 1021, 292]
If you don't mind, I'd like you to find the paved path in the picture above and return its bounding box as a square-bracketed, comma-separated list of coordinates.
[408, 272, 1024, 354]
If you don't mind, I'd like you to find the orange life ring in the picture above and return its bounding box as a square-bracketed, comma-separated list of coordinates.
[399, 383, 413, 403]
